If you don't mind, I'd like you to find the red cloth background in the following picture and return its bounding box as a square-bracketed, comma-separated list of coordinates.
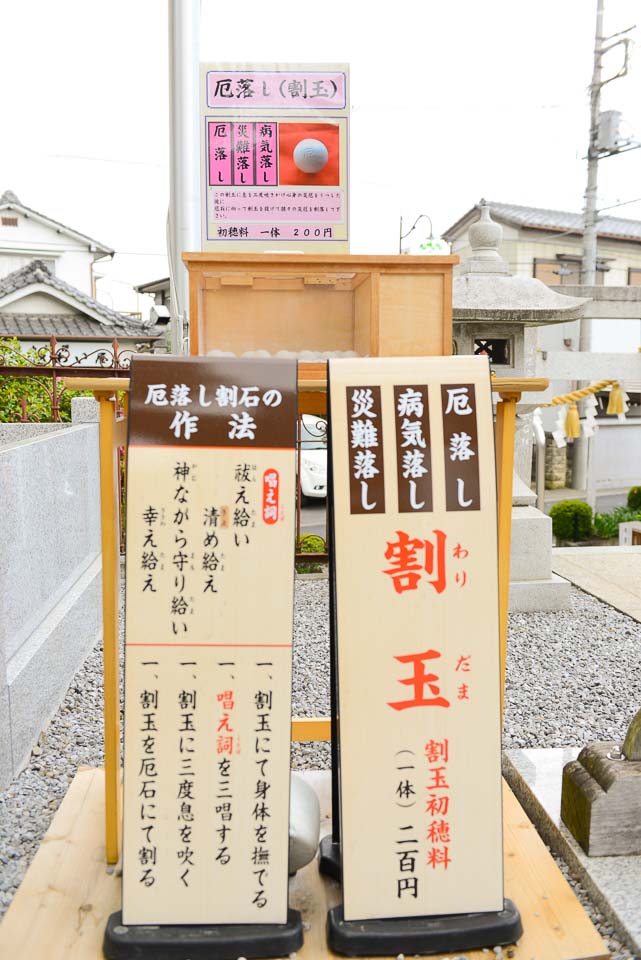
[278, 123, 340, 186]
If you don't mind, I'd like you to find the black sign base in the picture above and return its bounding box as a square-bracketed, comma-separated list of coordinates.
[318, 834, 342, 881]
[327, 900, 522, 957]
[103, 909, 304, 960]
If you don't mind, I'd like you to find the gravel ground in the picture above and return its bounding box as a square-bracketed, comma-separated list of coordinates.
[1, 582, 640, 957]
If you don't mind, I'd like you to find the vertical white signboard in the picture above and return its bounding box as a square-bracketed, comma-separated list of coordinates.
[330, 356, 503, 922]
[121, 356, 297, 926]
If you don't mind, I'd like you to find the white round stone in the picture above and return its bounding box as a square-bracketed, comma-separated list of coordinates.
[293, 138, 328, 173]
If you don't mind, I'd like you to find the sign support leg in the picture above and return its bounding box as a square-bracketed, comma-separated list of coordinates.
[495, 391, 519, 720]
[319, 393, 342, 879]
[98, 392, 122, 866]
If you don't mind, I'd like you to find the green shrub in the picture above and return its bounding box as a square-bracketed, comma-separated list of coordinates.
[298, 533, 327, 554]
[593, 512, 621, 539]
[0, 337, 91, 422]
[627, 486, 641, 511]
[295, 533, 327, 574]
[295, 561, 324, 574]
[549, 500, 593, 541]
[594, 506, 641, 539]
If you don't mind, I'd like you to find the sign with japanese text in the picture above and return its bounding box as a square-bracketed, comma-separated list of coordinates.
[200, 62, 349, 252]
[121, 355, 297, 925]
[329, 356, 503, 921]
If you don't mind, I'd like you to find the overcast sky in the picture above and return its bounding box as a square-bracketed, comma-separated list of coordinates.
[1, 0, 640, 314]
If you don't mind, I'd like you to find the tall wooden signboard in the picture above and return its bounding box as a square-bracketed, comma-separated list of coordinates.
[105, 356, 303, 958]
[326, 355, 521, 954]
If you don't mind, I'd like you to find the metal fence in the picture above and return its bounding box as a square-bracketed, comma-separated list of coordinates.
[0, 335, 136, 421]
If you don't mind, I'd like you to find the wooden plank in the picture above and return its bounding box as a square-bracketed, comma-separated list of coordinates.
[70, 373, 550, 399]
[182, 252, 458, 266]
[65, 377, 131, 393]
[292, 717, 332, 741]
[0, 769, 607, 960]
[502, 783, 608, 960]
[493, 377, 549, 393]
[98, 398, 121, 865]
[291, 777, 608, 960]
[495, 396, 517, 718]
[0, 768, 120, 960]
[299, 392, 327, 416]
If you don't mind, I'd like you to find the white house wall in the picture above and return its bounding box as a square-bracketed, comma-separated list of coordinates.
[452, 225, 641, 284]
[0, 291, 75, 314]
[0, 213, 99, 293]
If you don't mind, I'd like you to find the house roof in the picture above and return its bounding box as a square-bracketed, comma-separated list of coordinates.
[135, 276, 170, 295]
[0, 313, 159, 340]
[442, 200, 641, 244]
[0, 189, 114, 258]
[0, 260, 162, 338]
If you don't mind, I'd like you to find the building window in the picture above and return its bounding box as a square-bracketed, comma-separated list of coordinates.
[628, 268, 641, 286]
[1, 216, 18, 227]
[534, 257, 607, 285]
[473, 338, 512, 365]
[534, 259, 564, 285]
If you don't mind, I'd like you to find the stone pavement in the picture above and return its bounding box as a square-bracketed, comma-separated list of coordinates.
[508, 545, 641, 956]
[504, 747, 641, 955]
[552, 546, 641, 623]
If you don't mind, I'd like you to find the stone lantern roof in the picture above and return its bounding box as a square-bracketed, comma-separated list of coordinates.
[453, 201, 591, 325]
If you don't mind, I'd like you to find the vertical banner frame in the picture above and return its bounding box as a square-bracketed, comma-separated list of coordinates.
[118, 356, 300, 933]
[328, 356, 506, 923]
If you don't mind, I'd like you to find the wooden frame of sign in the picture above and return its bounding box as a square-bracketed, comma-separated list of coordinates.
[323, 356, 521, 956]
[103, 356, 304, 960]
[2, 372, 612, 960]
[183, 253, 456, 360]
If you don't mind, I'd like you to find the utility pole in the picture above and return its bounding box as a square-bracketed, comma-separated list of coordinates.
[573, 0, 603, 491]
[573, 0, 635, 489]
[581, 0, 604, 311]
[168, 0, 201, 355]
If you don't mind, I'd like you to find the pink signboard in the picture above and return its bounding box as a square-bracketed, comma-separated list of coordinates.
[206, 70, 347, 109]
[209, 123, 278, 187]
[208, 123, 232, 186]
[212, 189, 342, 222]
[201, 63, 349, 252]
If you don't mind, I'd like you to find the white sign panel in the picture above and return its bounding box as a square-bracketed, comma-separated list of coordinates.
[329, 356, 503, 922]
[121, 356, 297, 925]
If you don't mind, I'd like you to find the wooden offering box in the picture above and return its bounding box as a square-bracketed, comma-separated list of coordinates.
[183, 253, 457, 358]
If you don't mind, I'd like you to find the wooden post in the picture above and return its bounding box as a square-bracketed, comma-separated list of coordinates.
[494, 390, 519, 718]
[97, 392, 122, 865]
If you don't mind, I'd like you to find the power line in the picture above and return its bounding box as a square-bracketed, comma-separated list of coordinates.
[598, 197, 641, 212]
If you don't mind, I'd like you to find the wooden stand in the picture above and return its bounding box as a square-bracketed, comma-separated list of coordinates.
[183, 253, 456, 358]
[63, 372, 546, 871]
[0, 370, 609, 959]
[0, 767, 608, 960]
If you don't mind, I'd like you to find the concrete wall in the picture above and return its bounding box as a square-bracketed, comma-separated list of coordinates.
[594, 420, 641, 490]
[0, 423, 102, 788]
[0, 422, 67, 447]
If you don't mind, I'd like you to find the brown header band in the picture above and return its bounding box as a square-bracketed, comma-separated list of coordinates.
[129, 356, 298, 449]
[441, 382, 480, 511]
[346, 384, 385, 515]
[394, 385, 432, 513]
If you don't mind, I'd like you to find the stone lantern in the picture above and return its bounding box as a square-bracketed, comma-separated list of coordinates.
[452, 202, 590, 611]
